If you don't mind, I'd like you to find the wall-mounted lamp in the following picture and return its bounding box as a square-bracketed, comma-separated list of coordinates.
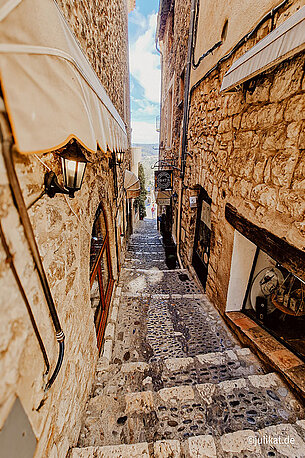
[109, 149, 125, 167]
[44, 141, 88, 198]
[116, 150, 125, 165]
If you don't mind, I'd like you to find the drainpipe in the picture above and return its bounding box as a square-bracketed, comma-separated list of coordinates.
[176, 0, 197, 266]
[0, 221, 50, 374]
[0, 113, 65, 392]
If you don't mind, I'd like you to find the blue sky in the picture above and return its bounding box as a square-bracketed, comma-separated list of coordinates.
[129, 0, 160, 144]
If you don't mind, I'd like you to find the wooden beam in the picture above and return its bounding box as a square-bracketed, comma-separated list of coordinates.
[225, 203, 305, 282]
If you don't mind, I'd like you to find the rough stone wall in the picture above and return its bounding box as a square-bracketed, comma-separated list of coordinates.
[158, 0, 191, 233]
[0, 1, 130, 457]
[181, 3, 305, 313]
[0, 148, 123, 457]
[159, 0, 191, 162]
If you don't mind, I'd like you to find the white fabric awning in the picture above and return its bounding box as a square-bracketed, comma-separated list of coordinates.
[124, 170, 140, 198]
[221, 6, 305, 93]
[0, 0, 128, 154]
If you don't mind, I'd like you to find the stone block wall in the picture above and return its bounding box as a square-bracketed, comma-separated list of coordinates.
[158, 0, 191, 236]
[0, 1, 130, 457]
[0, 147, 123, 457]
[159, 0, 191, 163]
[181, 3, 305, 314]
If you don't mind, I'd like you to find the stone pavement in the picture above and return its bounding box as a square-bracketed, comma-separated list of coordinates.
[70, 219, 305, 457]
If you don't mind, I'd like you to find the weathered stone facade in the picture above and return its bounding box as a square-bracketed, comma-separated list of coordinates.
[0, 1, 131, 457]
[158, 0, 305, 313]
[158, 0, 191, 241]
[181, 3, 305, 314]
[157, 0, 305, 393]
[159, 0, 191, 159]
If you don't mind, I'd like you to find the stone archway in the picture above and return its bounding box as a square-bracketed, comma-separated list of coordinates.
[90, 203, 114, 352]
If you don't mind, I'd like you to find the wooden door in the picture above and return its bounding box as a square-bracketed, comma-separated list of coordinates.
[192, 188, 212, 290]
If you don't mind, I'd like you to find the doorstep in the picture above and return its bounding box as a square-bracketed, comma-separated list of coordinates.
[225, 311, 305, 404]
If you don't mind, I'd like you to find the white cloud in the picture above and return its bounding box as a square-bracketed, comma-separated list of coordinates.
[129, 13, 161, 104]
[131, 96, 158, 116]
[132, 121, 159, 144]
[129, 8, 146, 30]
[138, 104, 158, 116]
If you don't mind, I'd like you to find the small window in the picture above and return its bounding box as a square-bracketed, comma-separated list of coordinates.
[178, 69, 185, 108]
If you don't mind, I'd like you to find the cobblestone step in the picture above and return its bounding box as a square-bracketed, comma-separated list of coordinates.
[149, 348, 265, 390]
[111, 290, 238, 365]
[128, 244, 163, 250]
[77, 373, 304, 448]
[124, 226, 172, 269]
[73, 220, 305, 456]
[91, 348, 265, 398]
[120, 269, 201, 295]
[72, 420, 305, 457]
[124, 253, 167, 270]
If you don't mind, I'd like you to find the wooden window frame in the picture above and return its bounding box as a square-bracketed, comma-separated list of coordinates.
[90, 208, 114, 352]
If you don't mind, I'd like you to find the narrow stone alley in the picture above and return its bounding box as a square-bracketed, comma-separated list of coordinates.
[71, 219, 305, 458]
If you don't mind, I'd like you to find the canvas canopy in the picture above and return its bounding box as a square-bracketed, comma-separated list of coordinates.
[0, 0, 128, 154]
[221, 6, 305, 93]
[124, 170, 140, 198]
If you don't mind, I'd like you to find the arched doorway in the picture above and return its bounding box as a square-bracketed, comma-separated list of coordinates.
[90, 204, 114, 352]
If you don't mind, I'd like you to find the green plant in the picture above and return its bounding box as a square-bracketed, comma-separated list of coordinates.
[134, 163, 147, 219]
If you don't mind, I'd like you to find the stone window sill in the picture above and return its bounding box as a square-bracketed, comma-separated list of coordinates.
[225, 311, 305, 403]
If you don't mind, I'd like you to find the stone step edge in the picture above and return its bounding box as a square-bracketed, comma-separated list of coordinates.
[100, 290, 209, 362]
[125, 373, 292, 415]
[121, 268, 188, 273]
[96, 347, 256, 374]
[70, 420, 305, 457]
[118, 292, 205, 299]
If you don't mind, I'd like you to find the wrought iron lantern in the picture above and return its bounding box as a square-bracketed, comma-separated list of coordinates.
[109, 149, 125, 168]
[44, 141, 88, 198]
[116, 150, 125, 164]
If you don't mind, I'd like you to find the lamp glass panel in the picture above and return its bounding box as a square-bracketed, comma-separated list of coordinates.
[63, 158, 77, 189]
[61, 157, 67, 186]
[117, 151, 124, 163]
[75, 162, 86, 189]
[62, 159, 86, 190]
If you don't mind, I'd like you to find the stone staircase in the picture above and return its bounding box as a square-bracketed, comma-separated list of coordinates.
[69, 220, 305, 457]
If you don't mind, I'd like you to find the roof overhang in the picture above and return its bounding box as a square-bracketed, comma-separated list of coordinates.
[0, 0, 128, 154]
[124, 170, 140, 198]
[221, 5, 305, 93]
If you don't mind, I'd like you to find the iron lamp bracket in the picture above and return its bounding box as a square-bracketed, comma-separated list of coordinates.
[44, 171, 74, 198]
